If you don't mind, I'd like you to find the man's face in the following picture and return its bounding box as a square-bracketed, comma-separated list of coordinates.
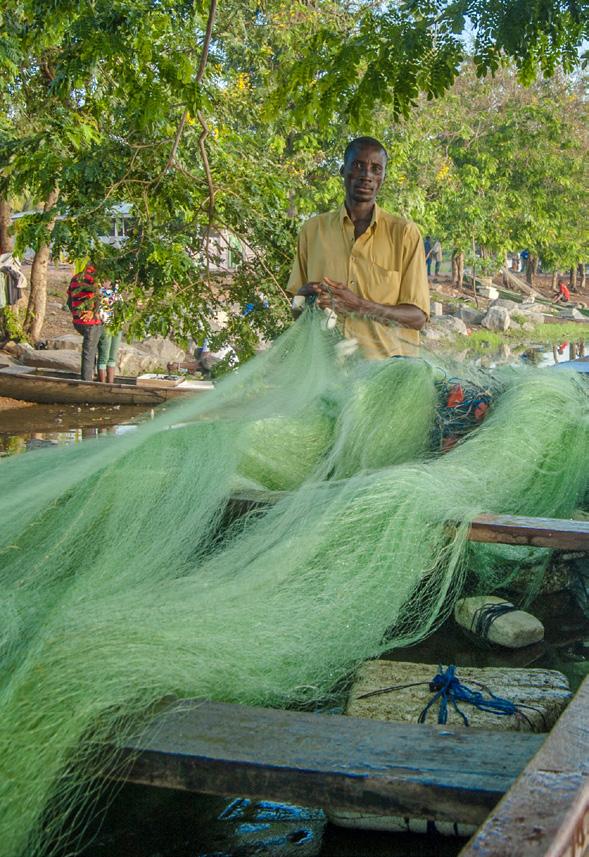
[342, 144, 386, 205]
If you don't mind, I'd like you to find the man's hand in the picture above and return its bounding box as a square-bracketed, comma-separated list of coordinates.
[316, 277, 366, 316]
[296, 282, 323, 297]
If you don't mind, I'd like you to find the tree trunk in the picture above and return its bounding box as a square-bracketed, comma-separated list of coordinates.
[0, 199, 13, 254]
[525, 255, 537, 285]
[551, 270, 558, 289]
[24, 186, 59, 341]
[569, 266, 577, 292]
[578, 263, 586, 290]
[452, 250, 464, 289]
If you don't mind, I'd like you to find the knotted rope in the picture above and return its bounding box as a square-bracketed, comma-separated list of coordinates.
[357, 664, 545, 729]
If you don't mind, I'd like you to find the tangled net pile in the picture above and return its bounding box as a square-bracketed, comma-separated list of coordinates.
[1, 310, 588, 856]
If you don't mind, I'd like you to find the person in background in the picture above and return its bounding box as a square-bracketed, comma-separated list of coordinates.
[97, 280, 123, 383]
[424, 236, 432, 277]
[67, 263, 102, 381]
[288, 136, 429, 359]
[553, 279, 571, 305]
[431, 239, 443, 277]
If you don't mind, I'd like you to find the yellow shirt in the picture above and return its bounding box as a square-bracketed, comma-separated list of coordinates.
[287, 204, 430, 359]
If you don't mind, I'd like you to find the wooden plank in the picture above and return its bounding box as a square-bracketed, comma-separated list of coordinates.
[468, 514, 589, 551]
[459, 676, 589, 857]
[117, 700, 543, 826]
[228, 497, 589, 551]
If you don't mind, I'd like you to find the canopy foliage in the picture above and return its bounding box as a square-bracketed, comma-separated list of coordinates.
[0, 0, 587, 352]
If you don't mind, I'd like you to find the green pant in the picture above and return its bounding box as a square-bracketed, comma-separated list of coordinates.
[97, 329, 123, 370]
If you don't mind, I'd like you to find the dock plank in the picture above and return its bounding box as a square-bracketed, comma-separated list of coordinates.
[117, 700, 543, 826]
[468, 514, 589, 551]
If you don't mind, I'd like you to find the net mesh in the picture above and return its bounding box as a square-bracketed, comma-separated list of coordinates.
[0, 309, 587, 856]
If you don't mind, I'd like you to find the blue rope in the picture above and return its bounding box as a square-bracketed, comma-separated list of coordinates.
[418, 664, 519, 727]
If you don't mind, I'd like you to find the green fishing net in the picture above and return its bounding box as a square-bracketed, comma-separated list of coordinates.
[0, 309, 587, 857]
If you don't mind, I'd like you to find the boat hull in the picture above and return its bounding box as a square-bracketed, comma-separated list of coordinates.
[0, 366, 213, 405]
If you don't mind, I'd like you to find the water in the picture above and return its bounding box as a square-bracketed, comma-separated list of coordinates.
[0, 402, 148, 456]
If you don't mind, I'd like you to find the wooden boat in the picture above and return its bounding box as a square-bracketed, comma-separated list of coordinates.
[0, 364, 214, 405]
[110, 513, 589, 856]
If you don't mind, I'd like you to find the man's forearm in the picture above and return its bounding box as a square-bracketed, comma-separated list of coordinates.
[355, 298, 427, 330]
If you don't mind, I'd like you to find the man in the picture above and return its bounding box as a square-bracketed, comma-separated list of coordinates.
[67, 263, 102, 380]
[288, 137, 429, 359]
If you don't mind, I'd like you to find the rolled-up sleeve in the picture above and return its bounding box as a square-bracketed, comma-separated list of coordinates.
[287, 224, 308, 295]
[399, 222, 430, 318]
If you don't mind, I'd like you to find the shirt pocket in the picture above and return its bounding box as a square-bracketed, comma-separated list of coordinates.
[358, 259, 400, 305]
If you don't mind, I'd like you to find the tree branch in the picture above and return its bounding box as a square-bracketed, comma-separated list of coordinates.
[155, 0, 218, 188]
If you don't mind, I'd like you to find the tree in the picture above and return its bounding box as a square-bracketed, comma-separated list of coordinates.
[279, 1, 589, 124]
[1, 0, 587, 354]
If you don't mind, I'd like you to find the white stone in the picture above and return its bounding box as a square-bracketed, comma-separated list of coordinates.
[454, 595, 544, 649]
[482, 306, 510, 331]
[431, 301, 443, 317]
[477, 286, 499, 300]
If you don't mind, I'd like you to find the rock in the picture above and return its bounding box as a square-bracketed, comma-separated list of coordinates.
[0, 351, 17, 366]
[559, 308, 587, 321]
[520, 312, 545, 326]
[518, 302, 542, 314]
[477, 285, 499, 300]
[347, 659, 568, 730]
[454, 595, 544, 649]
[12, 342, 35, 359]
[430, 315, 469, 335]
[431, 301, 443, 317]
[490, 298, 520, 312]
[482, 305, 510, 331]
[117, 337, 187, 375]
[420, 325, 443, 341]
[455, 306, 485, 325]
[522, 322, 535, 332]
[46, 334, 82, 352]
[20, 348, 81, 373]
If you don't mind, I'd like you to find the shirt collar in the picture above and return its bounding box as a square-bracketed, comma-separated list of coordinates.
[340, 203, 380, 231]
